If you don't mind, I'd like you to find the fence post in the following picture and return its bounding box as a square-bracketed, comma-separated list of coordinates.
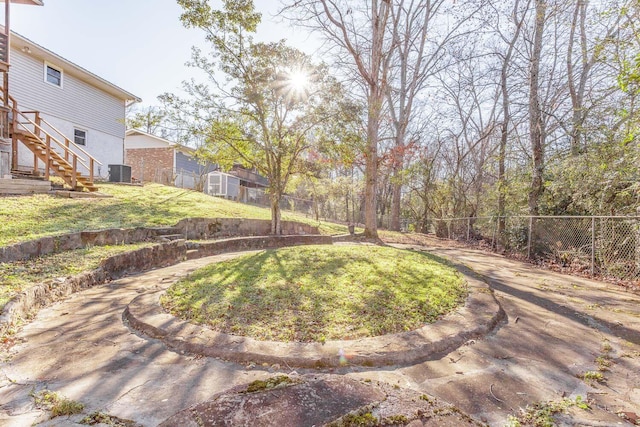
[467, 218, 471, 241]
[636, 211, 640, 279]
[591, 216, 596, 277]
[527, 216, 534, 259]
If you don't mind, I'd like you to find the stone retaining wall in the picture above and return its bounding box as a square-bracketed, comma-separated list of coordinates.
[0, 240, 187, 334]
[174, 218, 319, 240]
[187, 235, 333, 259]
[0, 228, 167, 264]
[0, 219, 319, 263]
[0, 234, 330, 334]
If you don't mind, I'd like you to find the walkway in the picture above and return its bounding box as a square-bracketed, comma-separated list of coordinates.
[386, 239, 640, 425]
[0, 252, 266, 426]
[0, 239, 638, 426]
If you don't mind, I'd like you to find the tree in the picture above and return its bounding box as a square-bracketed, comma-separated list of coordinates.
[385, 0, 482, 231]
[169, 0, 349, 234]
[494, 0, 528, 243]
[287, 0, 394, 238]
[527, 0, 547, 216]
[126, 105, 167, 134]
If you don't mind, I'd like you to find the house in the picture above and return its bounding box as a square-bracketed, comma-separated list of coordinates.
[124, 129, 217, 190]
[1, 3, 141, 192]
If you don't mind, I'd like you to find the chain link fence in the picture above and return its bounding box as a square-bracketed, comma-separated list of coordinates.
[144, 167, 208, 191]
[431, 216, 640, 283]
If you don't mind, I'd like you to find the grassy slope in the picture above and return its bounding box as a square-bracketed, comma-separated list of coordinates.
[162, 245, 467, 342]
[0, 183, 348, 247]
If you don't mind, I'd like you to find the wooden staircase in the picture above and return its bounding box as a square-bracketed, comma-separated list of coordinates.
[3, 95, 100, 192]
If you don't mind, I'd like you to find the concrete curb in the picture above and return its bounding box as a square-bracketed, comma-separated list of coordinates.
[124, 253, 505, 368]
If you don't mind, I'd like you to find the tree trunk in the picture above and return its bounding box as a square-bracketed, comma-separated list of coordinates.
[528, 0, 547, 216]
[345, 192, 350, 224]
[420, 202, 430, 234]
[363, 0, 389, 239]
[302, 0, 389, 238]
[498, 121, 507, 246]
[390, 170, 402, 231]
[270, 194, 282, 235]
[498, 0, 525, 249]
[567, 0, 583, 156]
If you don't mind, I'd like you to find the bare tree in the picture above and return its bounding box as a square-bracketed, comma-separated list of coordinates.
[385, 0, 482, 231]
[528, 0, 547, 215]
[566, 0, 624, 156]
[286, 0, 394, 238]
[495, 0, 528, 242]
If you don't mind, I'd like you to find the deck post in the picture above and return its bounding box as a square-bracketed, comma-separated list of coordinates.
[72, 155, 77, 189]
[10, 133, 16, 170]
[45, 134, 51, 179]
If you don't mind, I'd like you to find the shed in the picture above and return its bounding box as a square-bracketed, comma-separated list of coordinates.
[206, 171, 240, 199]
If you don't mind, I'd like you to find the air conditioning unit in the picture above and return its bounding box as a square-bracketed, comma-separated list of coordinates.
[108, 164, 132, 183]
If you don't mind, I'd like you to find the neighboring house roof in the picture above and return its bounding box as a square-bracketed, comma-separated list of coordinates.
[9, 30, 141, 103]
[125, 129, 195, 155]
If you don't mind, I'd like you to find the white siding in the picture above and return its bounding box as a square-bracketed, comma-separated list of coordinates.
[8, 48, 126, 138]
[16, 113, 124, 179]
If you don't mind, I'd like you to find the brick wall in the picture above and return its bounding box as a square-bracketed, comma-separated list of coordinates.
[125, 148, 174, 184]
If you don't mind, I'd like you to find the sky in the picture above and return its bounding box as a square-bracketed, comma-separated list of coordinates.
[6, 0, 318, 107]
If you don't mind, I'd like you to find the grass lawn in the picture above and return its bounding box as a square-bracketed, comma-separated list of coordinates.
[0, 183, 348, 247]
[161, 245, 467, 342]
[0, 243, 153, 310]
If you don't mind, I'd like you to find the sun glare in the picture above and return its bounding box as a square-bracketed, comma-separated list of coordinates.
[273, 66, 313, 104]
[288, 70, 310, 92]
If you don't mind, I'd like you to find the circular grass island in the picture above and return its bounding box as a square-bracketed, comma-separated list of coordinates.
[161, 245, 467, 342]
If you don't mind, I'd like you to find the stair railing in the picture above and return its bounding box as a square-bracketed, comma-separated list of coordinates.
[11, 108, 92, 188]
[38, 116, 101, 180]
[1, 93, 102, 189]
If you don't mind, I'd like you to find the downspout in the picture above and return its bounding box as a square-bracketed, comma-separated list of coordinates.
[123, 98, 139, 165]
[5, 0, 10, 76]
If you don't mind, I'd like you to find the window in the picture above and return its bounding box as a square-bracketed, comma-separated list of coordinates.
[74, 129, 86, 146]
[45, 64, 62, 87]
